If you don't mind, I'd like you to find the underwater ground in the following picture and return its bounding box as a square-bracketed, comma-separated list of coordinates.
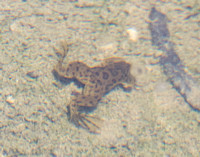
[0, 0, 200, 156]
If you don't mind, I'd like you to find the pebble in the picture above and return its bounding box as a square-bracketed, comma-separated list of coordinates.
[26, 71, 40, 79]
[126, 27, 139, 42]
[6, 95, 15, 104]
[75, 0, 103, 7]
[12, 123, 26, 133]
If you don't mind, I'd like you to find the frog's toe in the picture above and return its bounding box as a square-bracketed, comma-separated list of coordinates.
[75, 113, 102, 133]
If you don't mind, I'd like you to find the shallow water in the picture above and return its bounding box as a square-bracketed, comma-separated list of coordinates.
[0, 0, 199, 156]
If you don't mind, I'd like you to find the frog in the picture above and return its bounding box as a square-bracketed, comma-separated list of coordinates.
[53, 41, 135, 133]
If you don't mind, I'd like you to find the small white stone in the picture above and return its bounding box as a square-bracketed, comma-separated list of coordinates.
[126, 27, 139, 42]
[12, 123, 26, 133]
[6, 95, 15, 104]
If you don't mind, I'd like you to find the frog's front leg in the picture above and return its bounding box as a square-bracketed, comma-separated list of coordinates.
[53, 41, 71, 78]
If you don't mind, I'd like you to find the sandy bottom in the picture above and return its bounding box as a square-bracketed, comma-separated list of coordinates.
[0, 0, 200, 156]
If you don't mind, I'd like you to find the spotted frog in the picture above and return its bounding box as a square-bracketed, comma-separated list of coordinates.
[54, 42, 135, 133]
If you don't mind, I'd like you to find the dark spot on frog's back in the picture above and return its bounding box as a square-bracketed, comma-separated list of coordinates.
[95, 72, 99, 76]
[112, 79, 116, 83]
[109, 69, 118, 77]
[95, 80, 102, 88]
[79, 72, 83, 77]
[97, 79, 102, 85]
[66, 67, 70, 73]
[105, 84, 113, 92]
[102, 72, 109, 80]
[76, 66, 79, 71]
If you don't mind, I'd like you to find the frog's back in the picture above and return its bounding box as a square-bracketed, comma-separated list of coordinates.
[87, 59, 134, 95]
[95, 59, 134, 83]
[68, 61, 95, 85]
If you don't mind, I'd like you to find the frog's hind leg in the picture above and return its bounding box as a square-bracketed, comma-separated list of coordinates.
[69, 102, 102, 133]
[72, 112, 102, 133]
[79, 114, 102, 133]
[74, 94, 102, 107]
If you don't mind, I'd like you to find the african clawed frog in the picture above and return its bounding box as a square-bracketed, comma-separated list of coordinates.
[54, 42, 135, 133]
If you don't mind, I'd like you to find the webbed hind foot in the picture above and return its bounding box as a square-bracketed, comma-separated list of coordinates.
[71, 113, 103, 133]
